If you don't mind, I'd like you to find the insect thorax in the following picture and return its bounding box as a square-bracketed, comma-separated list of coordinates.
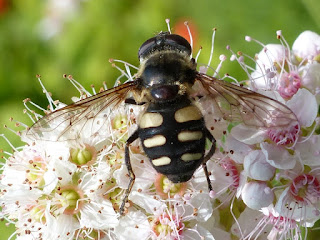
[137, 51, 197, 91]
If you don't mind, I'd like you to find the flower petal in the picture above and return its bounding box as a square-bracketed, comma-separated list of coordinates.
[292, 30, 320, 60]
[241, 181, 274, 210]
[231, 124, 267, 145]
[261, 142, 298, 169]
[295, 135, 320, 166]
[244, 150, 276, 181]
[286, 88, 317, 127]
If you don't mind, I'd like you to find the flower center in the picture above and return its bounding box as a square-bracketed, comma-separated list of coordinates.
[154, 174, 187, 199]
[30, 205, 46, 223]
[152, 214, 184, 238]
[289, 174, 320, 203]
[103, 179, 123, 210]
[112, 114, 128, 132]
[267, 124, 299, 145]
[278, 72, 301, 99]
[58, 186, 84, 215]
[70, 144, 97, 166]
[106, 150, 124, 168]
[76, 229, 105, 240]
[111, 113, 129, 143]
[26, 156, 46, 187]
[221, 159, 240, 190]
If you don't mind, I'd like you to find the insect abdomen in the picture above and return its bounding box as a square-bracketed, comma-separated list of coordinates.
[138, 97, 206, 183]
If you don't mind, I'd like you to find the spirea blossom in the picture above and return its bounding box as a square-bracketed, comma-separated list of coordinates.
[1, 24, 320, 240]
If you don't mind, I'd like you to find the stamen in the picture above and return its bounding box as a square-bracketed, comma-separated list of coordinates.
[244, 36, 252, 42]
[267, 124, 299, 145]
[213, 54, 226, 77]
[36, 75, 56, 111]
[289, 174, 320, 202]
[0, 134, 18, 152]
[223, 73, 240, 85]
[165, 18, 171, 34]
[91, 84, 96, 95]
[207, 28, 217, 67]
[184, 21, 193, 54]
[194, 46, 202, 62]
[109, 59, 133, 86]
[102, 81, 108, 90]
[24, 99, 48, 117]
[65, 74, 92, 98]
[227, 46, 252, 80]
[110, 59, 139, 70]
[123, 63, 135, 82]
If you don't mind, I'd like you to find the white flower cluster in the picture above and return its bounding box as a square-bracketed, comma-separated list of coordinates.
[0, 74, 217, 239]
[226, 30, 320, 239]
[0, 29, 320, 240]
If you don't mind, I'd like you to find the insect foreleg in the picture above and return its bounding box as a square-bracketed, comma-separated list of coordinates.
[119, 129, 139, 215]
[202, 128, 216, 192]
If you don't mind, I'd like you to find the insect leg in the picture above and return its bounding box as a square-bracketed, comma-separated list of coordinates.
[119, 129, 139, 215]
[202, 128, 216, 192]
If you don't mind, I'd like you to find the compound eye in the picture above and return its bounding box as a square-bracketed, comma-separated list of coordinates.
[150, 85, 179, 101]
[165, 34, 191, 54]
[138, 37, 156, 59]
[138, 33, 192, 60]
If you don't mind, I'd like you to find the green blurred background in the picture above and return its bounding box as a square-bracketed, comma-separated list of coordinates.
[0, 0, 319, 239]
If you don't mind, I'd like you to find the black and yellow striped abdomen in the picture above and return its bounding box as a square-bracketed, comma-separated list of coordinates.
[138, 96, 206, 183]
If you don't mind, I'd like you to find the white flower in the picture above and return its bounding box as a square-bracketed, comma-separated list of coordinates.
[231, 87, 317, 172]
[255, 44, 287, 70]
[2, 26, 320, 240]
[225, 134, 252, 164]
[275, 172, 320, 226]
[286, 88, 317, 128]
[243, 150, 275, 181]
[292, 30, 320, 61]
[113, 210, 151, 240]
[232, 205, 304, 240]
[295, 135, 320, 166]
[301, 62, 320, 104]
[241, 181, 274, 210]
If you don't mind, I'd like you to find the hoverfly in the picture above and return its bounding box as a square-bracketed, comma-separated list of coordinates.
[27, 29, 298, 215]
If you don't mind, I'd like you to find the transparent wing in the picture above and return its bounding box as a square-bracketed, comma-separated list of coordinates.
[26, 81, 138, 142]
[196, 73, 298, 128]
